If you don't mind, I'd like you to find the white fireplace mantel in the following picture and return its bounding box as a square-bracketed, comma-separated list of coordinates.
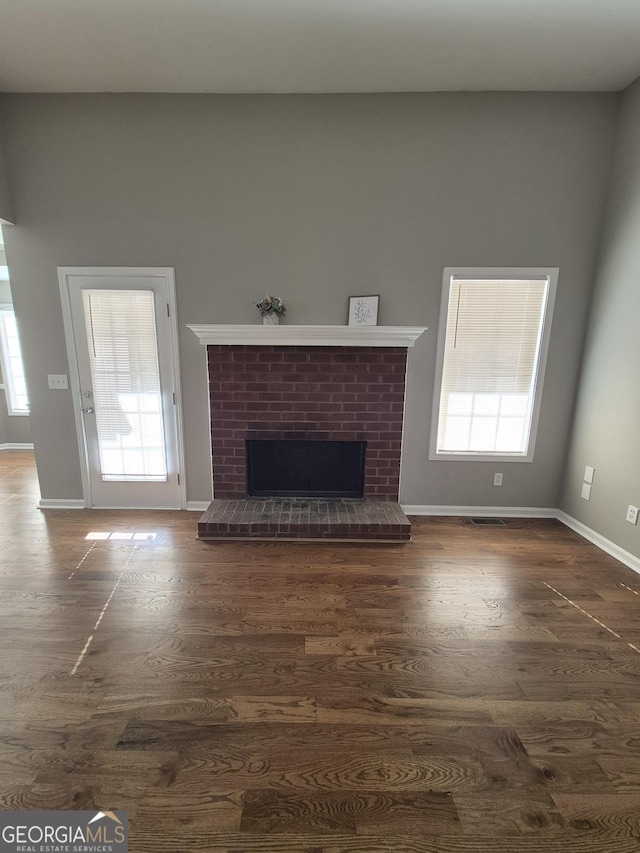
[187, 324, 427, 347]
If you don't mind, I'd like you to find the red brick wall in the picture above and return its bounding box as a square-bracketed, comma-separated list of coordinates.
[207, 345, 408, 500]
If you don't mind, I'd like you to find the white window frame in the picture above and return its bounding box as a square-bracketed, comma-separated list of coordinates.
[429, 267, 558, 463]
[0, 304, 29, 416]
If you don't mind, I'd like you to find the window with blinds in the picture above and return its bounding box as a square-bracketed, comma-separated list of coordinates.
[0, 307, 29, 416]
[430, 269, 557, 461]
[82, 289, 167, 481]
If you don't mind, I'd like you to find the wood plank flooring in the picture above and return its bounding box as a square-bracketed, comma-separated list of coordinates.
[1, 449, 640, 851]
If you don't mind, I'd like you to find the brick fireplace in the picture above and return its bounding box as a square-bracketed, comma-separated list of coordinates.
[207, 344, 407, 500]
[188, 324, 426, 541]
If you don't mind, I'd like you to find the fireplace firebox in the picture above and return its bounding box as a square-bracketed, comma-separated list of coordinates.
[246, 439, 366, 498]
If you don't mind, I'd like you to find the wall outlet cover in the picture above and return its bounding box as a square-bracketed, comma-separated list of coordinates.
[626, 505, 639, 525]
[493, 473, 503, 486]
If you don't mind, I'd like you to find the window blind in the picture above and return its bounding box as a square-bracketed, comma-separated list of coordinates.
[436, 277, 549, 455]
[82, 289, 167, 481]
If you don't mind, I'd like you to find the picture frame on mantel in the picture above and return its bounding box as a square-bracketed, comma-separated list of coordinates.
[348, 295, 379, 326]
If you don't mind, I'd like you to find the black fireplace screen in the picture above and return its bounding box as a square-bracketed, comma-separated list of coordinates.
[246, 439, 366, 498]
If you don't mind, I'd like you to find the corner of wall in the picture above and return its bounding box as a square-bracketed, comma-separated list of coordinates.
[559, 77, 640, 562]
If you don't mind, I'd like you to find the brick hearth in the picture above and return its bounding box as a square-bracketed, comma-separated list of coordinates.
[197, 498, 411, 541]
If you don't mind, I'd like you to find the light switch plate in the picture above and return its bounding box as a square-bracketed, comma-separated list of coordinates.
[581, 483, 592, 501]
[47, 374, 69, 390]
[584, 465, 595, 484]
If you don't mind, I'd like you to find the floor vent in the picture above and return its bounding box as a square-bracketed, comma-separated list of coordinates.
[469, 517, 507, 526]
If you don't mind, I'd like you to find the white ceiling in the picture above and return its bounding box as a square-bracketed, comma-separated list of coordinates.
[0, 0, 639, 94]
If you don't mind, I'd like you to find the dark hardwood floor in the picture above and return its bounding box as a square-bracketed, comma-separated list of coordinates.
[1, 449, 640, 851]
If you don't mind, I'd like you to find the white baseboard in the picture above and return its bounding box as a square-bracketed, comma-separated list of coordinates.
[404, 504, 640, 576]
[556, 511, 640, 577]
[0, 443, 34, 451]
[38, 498, 191, 512]
[187, 501, 211, 512]
[86, 505, 184, 511]
[38, 498, 86, 510]
[402, 504, 557, 518]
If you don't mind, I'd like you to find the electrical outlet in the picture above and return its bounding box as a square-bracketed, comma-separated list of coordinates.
[47, 374, 68, 390]
[584, 465, 595, 484]
[493, 473, 503, 486]
[626, 505, 639, 525]
[581, 483, 592, 501]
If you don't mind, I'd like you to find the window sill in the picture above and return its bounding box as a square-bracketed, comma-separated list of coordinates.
[428, 451, 533, 463]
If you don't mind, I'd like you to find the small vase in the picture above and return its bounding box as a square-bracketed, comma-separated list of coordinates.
[262, 313, 280, 325]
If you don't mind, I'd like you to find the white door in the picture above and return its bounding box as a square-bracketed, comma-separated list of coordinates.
[59, 267, 184, 509]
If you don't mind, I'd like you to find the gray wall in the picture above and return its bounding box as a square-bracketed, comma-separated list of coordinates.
[0, 411, 32, 446]
[0, 93, 617, 505]
[0, 127, 14, 224]
[561, 78, 640, 556]
[0, 372, 32, 446]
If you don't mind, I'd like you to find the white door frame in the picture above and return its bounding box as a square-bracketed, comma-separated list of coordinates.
[58, 266, 187, 509]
